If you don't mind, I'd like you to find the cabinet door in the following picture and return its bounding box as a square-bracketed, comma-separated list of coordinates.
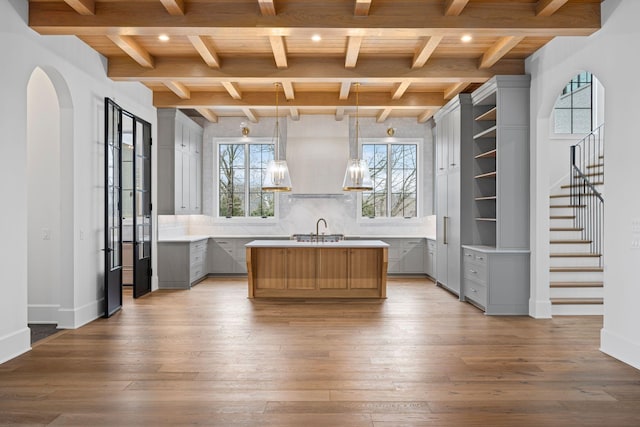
[385, 238, 402, 274]
[286, 248, 316, 289]
[253, 248, 286, 290]
[189, 152, 199, 212]
[446, 171, 461, 295]
[448, 108, 461, 170]
[318, 248, 348, 289]
[436, 176, 448, 285]
[209, 240, 235, 273]
[401, 240, 425, 273]
[436, 118, 448, 174]
[349, 249, 380, 289]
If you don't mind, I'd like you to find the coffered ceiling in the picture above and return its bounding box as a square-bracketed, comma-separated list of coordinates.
[29, 0, 601, 123]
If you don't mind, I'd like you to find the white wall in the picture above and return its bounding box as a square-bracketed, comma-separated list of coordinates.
[183, 115, 435, 238]
[0, 0, 157, 363]
[527, 0, 640, 368]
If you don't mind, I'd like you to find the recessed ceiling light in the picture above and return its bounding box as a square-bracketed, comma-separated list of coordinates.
[461, 34, 473, 43]
[158, 34, 170, 42]
[311, 34, 322, 42]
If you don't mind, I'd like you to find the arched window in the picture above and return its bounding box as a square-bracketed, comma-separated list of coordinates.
[553, 72, 595, 134]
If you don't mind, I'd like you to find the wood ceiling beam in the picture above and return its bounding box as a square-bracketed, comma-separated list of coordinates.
[269, 36, 288, 69]
[243, 108, 259, 123]
[107, 35, 154, 68]
[345, 36, 363, 68]
[417, 110, 434, 123]
[376, 108, 392, 123]
[444, 0, 469, 16]
[354, 0, 372, 16]
[479, 36, 525, 69]
[282, 82, 295, 100]
[537, 0, 570, 17]
[258, 0, 276, 16]
[63, 0, 94, 15]
[444, 82, 469, 100]
[164, 81, 190, 99]
[160, 0, 185, 16]
[412, 36, 443, 68]
[391, 82, 410, 100]
[153, 91, 445, 110]
[187, 36, 221, 68]
[221, 82, 242, 99]
[109, 57, 524, 83]
[29, 2, 601, 37]
[339, 82, 352, 100]
[195, 107, 218, 123]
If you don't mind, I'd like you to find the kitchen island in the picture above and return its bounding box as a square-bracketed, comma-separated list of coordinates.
[246, 240, 389, 299]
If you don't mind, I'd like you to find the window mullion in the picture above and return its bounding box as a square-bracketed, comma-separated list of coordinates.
[387, 143, 392, 217]
[244, 143, 250, 217]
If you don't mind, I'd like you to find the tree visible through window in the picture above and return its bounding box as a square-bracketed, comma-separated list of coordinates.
[219, 143, 275, 217]
[554, 72, 593, 134]
[361, 143, 418, 218]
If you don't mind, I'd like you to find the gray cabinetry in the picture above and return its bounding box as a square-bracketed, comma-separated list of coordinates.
[434, 94, 473, 296]
[461, 75, 531, 314]
[158, 239, 208, 289]
[157, 108, 203, 215]
[425, 239, 436, 279]
[381, 238, 426, 275]
[462, 247, 529, 314]
[209, 238, 253, 274]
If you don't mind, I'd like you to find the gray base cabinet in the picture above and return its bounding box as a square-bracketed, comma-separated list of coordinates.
[461, 246, 529, 315]
[158, 239, 208, 289]
[378, 238, 426, 275]
[209, 238, 253, 275]
[425, 239, 436, 279]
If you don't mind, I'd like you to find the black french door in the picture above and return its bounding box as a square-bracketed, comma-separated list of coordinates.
[104, 98, 152, 317]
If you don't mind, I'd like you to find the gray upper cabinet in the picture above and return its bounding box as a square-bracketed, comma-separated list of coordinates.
[157, 108, 204, 215]
[434, 94, 473, 296]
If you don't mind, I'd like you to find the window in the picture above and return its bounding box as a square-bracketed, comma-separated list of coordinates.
[361, 142, 418, 218]
[218, 143, 275, 218]
[553, 72, 593, 134]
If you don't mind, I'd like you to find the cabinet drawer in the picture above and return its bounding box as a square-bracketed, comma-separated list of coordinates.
[427, 239, 436, 251]
[463, 248, 486, 264]
[190, 263, 205, 283]
[190, 240, 207, 254]
[463, 259, 487, 284]
[465, 279, 487, 308]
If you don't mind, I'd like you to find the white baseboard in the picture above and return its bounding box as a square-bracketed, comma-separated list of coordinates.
[600, 328, 640, 370]
[57, 298, 104, 329]
[529, 298, 552, 318]
[0, 327, 31, 364]
[28, 304, 60, 324]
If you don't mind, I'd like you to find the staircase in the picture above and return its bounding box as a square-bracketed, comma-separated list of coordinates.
[549, 126, 604, 315]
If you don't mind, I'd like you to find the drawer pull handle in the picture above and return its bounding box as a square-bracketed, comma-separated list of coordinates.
[477, 257, 485, 261]
[470, 269, 477, 274]
[466, 253, 473, 257]
[471, 288, 477, 293]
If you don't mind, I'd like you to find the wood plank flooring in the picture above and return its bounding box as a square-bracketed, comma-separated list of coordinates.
[2, 278, 640, 426]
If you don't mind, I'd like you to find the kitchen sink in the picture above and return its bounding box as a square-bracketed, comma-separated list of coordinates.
[292, 233, 345, 243]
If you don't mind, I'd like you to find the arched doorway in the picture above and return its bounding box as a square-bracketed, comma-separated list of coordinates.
[26, 66, 74, 337]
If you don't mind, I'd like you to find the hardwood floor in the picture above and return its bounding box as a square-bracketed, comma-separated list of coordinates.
[2, 278, 640, 426]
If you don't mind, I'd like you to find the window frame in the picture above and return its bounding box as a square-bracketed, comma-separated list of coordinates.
[552, 72, 596, 136]
[214, 137, 278, 221]
[357, 138, 423, 222]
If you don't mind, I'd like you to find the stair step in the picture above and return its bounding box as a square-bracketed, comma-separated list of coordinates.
[550, 266, 603, 273]
[550, 281, 603, 288]
[587, 163, 604, 169]
[550, 239, 591, 244]
[550, 215, 575, 220]
[551, 298, 603, 305]
[549, 205, 585, 209]
[561, 182, 604, 189]
[550, 193, 601, 199]
[550, 253, 601, 258]
[574, 172, 603, 178]
[550, 227, 583, 232]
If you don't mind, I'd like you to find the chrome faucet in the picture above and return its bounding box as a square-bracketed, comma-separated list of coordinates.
[316, 218, 327, 242]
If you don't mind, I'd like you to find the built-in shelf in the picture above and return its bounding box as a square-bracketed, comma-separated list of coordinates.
[475, 171, 497, 179]
[473, 126, 497, 139]
[475, 196, 497, 201]
[475, 149, 497, 159]
[475, 107, 497, 121]
[476, 217, 497, 222]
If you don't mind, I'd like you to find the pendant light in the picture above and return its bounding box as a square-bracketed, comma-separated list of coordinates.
[343, 83, 373, 191]
[262, 83, 292, 192]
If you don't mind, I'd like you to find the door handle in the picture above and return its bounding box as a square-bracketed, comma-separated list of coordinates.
[443, 216, 448, 245]
[101, 248, 113, 253]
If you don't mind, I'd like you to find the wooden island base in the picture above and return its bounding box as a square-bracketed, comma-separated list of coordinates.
[245, 241, 388, 299]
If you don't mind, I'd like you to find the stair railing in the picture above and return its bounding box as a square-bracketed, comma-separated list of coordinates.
[569, 124, 604, 266]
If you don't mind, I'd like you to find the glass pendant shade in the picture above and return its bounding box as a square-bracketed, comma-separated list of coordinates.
[262, 83, 292, 192]
[342, 158, 373, 191]
[262, 159, 292, 191]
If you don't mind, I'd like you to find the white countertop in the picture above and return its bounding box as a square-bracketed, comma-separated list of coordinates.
[462, 245, 530, 254]
[157, 235, 211, 243]
[245, 239, 390, 248]
[159, 235, 431, 243]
